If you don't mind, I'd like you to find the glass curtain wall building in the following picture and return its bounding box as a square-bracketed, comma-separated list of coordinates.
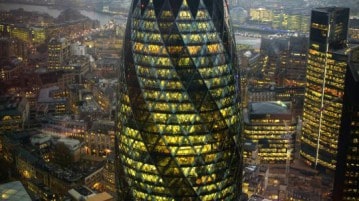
[301, 7, 359, 200]
[117, 0, 242, 200]
[332, 48, 359, 201]
[301, 7, 350, 170]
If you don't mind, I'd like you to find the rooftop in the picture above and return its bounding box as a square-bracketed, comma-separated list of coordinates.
[313, 7, 349, 13]
[249, 101, 291, 115]
[38, 86, 66, 103]
[0, 181, 32, 201]
[30, 134, 52, 146]
[57, 138, 81, 151]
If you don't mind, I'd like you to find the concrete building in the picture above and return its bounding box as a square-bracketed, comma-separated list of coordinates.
[36, 86, 68, 116]
[0, 95, 29, 132]
[85, 120, 114, 157]
[48, 38, 70, 71]
[68, 186, 113, 201]
[0, 57, 23, 81]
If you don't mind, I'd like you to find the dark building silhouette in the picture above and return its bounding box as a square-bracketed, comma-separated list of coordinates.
[332, 47, 359, 201]
[300, 7, 359, 200]
[117, 0, 242, 200]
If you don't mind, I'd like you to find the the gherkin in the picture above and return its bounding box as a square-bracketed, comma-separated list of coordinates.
[117, 0, 242, 200]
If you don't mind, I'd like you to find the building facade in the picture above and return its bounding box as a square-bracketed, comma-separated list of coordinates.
[0, 95, 29, 132]
[48, 38, 70, 71]
[332, 46, 359, 200]
[117, 0, 242, 200]
[301, 7, 359, 200]
[244, 101, 296, 164]
[301, 7, 350, 170]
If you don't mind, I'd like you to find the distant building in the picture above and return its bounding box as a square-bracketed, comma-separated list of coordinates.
[248, 86, 305, 117]
[244, 101, 296, 163]
[259, 36, 289, 86]
[286, 10, 310, 33]
[66, 55, 91, 84]
[102, 154, 116, 199]
[249, 7, 310, 33]
[1, 132, 105, 197]
[40, 115, 88, 139]
[249, 8, 273, 24]
[85, 120, 114, 157]
[39, 71, 75, 89]
[0, 37, 10, 59]
[36, 86, 68, 116]
[0, 95, 29, 132]
[282, 36, 308, 85]
[349, 18, 359, 41]
[243, 141, 259, 165]
[71, 42, 87, 56]
[0, 57, 23, 81]
[48, 38, 70, 71]
[239, 49, 261, 108]
[56, 137, 83, 162]
[242, 165, 262, 198]
[68, 186, 113, 201]
[30, 133, 52, 161]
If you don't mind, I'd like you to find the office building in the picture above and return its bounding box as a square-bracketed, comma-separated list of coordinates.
[0, 95, 29, 132]
[48, 38, 70, 71]
[85, 120, 115, 157]
[283, 36, 308, 85]
[332, 45, 359, 200]
[117, 0, 242, 200]
[301, 7, 349, 170]
[301, 7, 359, 200]
[249, 8, 273, 24]
[0, 57, 23, 81]
[244, 101, 296, 164]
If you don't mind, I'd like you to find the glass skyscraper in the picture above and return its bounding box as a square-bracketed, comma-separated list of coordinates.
[117, 0, 242, 200]
[301, 7, 359, 200]
[301, 7, 350, 170]
[333, 48, 359, 200]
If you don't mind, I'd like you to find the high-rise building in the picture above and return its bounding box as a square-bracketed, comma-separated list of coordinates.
[301, 7, 359, 200]
[301, 6, 349, 170]
[117, 0, 242, 200]
[332, 46, 359, 201]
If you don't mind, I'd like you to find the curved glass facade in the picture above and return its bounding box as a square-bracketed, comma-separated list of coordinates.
[117, 0, 241, 200]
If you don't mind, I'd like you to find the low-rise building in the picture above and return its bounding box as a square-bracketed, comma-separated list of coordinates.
[40, 115, 88, 139]
[68, 186, 113, 201]
[243, 141, 259, 165]
[36, 86, 68, 116]
[0, 95, 29, 132]
[85, 120, 115, 157]
[0, 57, 23, 81]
